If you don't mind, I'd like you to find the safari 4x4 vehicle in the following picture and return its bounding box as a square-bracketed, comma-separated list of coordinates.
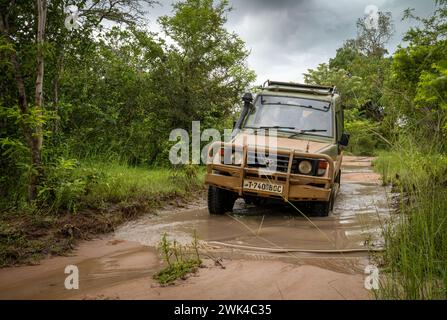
[205, 80, 349, 217]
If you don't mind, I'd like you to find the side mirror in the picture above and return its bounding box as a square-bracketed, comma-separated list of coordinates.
[339, 133, 350, 147]
[232, 120, 237, 129]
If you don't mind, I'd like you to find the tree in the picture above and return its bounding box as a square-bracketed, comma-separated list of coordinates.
[59, 27, 166, 165]
[382, 0, 447, 144]
[329, 39, 358, 72]
[156, 0, 255, 133]
[0, 0, 48, 201]
[356, 11, 394, 57]
[306, 9, 394, 122]
[303, 63, 368, 109]
[0, 0, 156, 201]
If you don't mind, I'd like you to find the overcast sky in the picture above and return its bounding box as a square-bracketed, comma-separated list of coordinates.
[145, 0, 436, 83]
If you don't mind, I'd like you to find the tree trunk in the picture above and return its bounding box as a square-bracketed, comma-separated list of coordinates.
[34, 0, 46, 143]
[52, 53, 64, 134]
[25, 0, 47, 202]
[0, 1, 48, 202]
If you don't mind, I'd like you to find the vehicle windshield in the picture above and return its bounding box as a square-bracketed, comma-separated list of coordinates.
[243, 95, 333, 138]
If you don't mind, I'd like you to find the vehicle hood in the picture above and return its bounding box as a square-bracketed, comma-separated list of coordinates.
[231, 132, 333, 154]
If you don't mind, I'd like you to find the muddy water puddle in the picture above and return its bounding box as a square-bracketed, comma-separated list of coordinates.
[115, 170, 391, 261]
[0, 239, 159, 300]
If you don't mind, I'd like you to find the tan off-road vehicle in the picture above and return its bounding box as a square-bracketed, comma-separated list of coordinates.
[205, 80, 349, 217]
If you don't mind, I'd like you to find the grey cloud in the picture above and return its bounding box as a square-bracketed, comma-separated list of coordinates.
[149, 0, 437, 82]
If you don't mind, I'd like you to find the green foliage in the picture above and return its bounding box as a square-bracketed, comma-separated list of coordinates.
[329, 39, 358, 72]
[415, 60, 447, 112]
[374, 149, 447, 299]
[0, 135, 29, 207]
[381, 2, 447, 146]
[154, 232, 202, 284]
[36, 158, 100, 213]
[48, 0, 254, 165]
[344, 110, 383, 155]
[155, 0, 256, 133]
[304, 54, 391, 155]
[304, 63, 368, 108]
[369, 1, 447, 299]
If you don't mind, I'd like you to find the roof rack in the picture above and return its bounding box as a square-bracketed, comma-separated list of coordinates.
[262, 80, 337, 95]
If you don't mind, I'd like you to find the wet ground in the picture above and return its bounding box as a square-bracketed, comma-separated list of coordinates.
[116, 156, 388, 257]
[0, 156, 391, 300]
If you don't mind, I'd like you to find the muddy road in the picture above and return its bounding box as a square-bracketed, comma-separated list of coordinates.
[0, 156, 391, 300]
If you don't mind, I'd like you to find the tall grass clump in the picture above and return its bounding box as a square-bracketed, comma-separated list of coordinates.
[154, 232, 202, 284]
[374, 143, 447, 299]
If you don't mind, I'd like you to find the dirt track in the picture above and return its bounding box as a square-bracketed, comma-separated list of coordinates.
[0, 156, 390, 300]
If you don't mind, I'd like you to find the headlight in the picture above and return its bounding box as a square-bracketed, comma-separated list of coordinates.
[298, 160, 313, 174]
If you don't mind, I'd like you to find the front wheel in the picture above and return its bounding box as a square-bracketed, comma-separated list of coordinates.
[311, 188, 335, 217]
[311, 201, 331, 217]
[207, 186, 236, 215]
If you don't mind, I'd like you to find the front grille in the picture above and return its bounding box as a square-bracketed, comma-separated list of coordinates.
[246, 151, 293, 173]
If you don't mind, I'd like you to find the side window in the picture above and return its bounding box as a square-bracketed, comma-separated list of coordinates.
[335, 107, 344, 140]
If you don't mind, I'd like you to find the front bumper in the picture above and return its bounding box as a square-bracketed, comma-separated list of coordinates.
[205, 144, 335, 202]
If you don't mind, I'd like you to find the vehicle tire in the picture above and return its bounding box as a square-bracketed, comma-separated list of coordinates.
[244, 197, 254, 205]
[244, 197, 263, 206]
[311, 189, 334, 217]
[311, 201, 330, 217]
[208, 186, 236, 215]
[329, 187, 336, 211]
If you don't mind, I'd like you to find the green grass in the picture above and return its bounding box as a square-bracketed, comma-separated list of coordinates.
[77, 161, 204, 208]
[373, 150, 447, 299]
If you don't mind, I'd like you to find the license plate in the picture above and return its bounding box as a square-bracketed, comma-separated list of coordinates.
[243, 180, 283, 194]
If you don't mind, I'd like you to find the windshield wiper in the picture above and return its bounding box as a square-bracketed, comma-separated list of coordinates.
[288, 129, 327, 138]
[259, 125, 296, 130]
[242, 126, 296, 134]
[263, 102, 313, 108]
[263, 102, 330, 111]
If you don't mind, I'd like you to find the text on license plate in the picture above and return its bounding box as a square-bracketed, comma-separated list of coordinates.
[243, 180, 283, 194]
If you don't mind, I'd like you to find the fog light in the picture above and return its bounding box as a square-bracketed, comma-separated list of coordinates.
[298, 160, 312, 174]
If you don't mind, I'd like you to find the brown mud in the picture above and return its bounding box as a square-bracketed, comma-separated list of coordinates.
[0, 156, 390, 300]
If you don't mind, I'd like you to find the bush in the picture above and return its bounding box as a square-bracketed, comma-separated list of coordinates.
[344, 109, 386, 155]
[37, 158, 101, 213]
